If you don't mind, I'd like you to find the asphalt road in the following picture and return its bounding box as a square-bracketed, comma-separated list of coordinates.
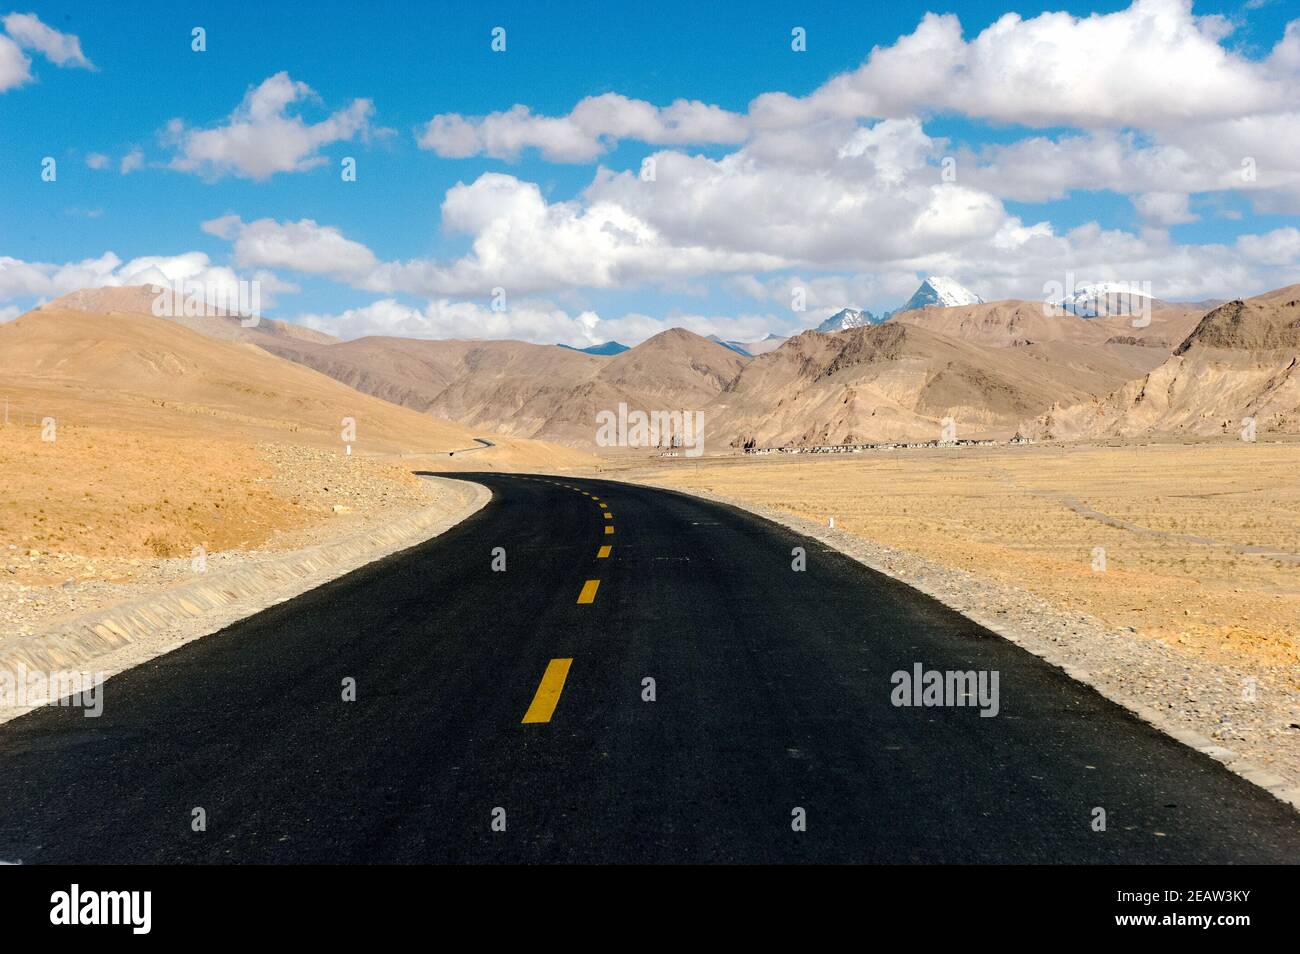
[1, 473, 1297, 863]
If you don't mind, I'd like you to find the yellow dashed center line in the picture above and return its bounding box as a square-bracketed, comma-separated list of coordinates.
[521, 658, 573, 724]
[603, 512, 612, 520]
[598, 502, 608, 509]
[577, 579, 601, 604]
[597, 545, 612, 559]
[604, 525, 615, 535]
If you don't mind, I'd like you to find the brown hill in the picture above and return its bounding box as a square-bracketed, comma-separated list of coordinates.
[0, 305, 586, 468]
[705, 321, 1146, 448]
[40, 285, 340, 346]
[887, 298, 1205, 371]
[0, 303, 591, 569]
[259, 326, 747, 448]
[1023, 286, 1300, 440]
[888, 299, 1109, 348]
[596, 327, 747, 402]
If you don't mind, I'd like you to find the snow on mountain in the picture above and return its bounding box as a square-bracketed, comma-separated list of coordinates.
[1048, 281, 1156, 318]
[814, 278, 983, 333]
[816, 307, 879, 332]
[899, 276, 985, 311]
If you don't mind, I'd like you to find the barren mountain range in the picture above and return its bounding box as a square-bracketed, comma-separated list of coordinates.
[13, 282, 1300, 452]
[257, 326, 746, 447]
[1023, 285, 1300, 441]
[3, 297, 585, 468]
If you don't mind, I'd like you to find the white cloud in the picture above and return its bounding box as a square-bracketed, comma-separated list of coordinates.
[119, 147, 144, 174]
[210, 175, 786, 297]
[1235, 227, 1300, 267]
[1133, 192, 1198, 226]
[751, 0, 1298, 132]
[165, 72, 374, 180]
[412, 2, 1300, 219]
[0, 251, 295, 309]
[728, 271, 929, 314]
[418, 93, 747, 162]
[85, 147, 148, 175]
[294, 297, 605, 346]
[0, 12, 94, 92]
[204, 215, 379, 281]
[416, 1, 1300, 166]
[0, 32, 29, 91]
[204, 141, 1300, 309]
[948, 114, 1300, 208]
[2, 13, 94, 69]
[585, 127, 1005, 268]
[293, 295, 794, 347]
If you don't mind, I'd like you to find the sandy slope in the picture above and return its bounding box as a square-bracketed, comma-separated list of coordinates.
[0, 305, 591, 586]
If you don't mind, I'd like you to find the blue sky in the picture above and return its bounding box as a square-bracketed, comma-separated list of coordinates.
[1, 0, 1298, 343]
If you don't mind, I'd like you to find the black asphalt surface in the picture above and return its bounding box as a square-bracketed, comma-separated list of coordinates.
[0, 473, 1297, 864]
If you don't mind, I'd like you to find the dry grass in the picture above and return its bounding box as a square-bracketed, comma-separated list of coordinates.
[631, 441, 1300, 668]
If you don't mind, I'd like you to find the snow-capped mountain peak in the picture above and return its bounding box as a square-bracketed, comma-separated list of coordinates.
[813, 277, 981, 333]
[816, 307, 878, 332]
[899, 276, 985, 311]
[1048, 281, 1156, 317]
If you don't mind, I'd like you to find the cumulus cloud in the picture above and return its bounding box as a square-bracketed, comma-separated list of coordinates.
[0, 251, 295, 309]
[119, 147, 144, 174]
[202, 215, 379, 281]
[412, 2, 1300, 218]
[379, 121, 1004, 295]
[751, 0, 1298, 131]
[728, 271, 933, 313]
[207, 174, 786, 297]
[892, 221, 1300, 304]
[165, 72, 374, 180]
[747, 2, 1300, 216]
[1235, 227, 1300, 267]
[85, 147, 147, 175]
[2, 12, 94, 69]
[418, 93, 748, 162]
[1133, 192, 1198, 226]
[0, 12, 94, 92]
[204, 138, 1300, 308]
[0, 34, 29, 91]
[293, 297, 604, 345]
[418, 1, 1300, 164]
[53, 0, 1292, 337]
[945, 113, 1300, 209]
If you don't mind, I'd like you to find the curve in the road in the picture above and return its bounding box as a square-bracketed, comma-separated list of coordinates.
[0, 473, 1296, 863]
